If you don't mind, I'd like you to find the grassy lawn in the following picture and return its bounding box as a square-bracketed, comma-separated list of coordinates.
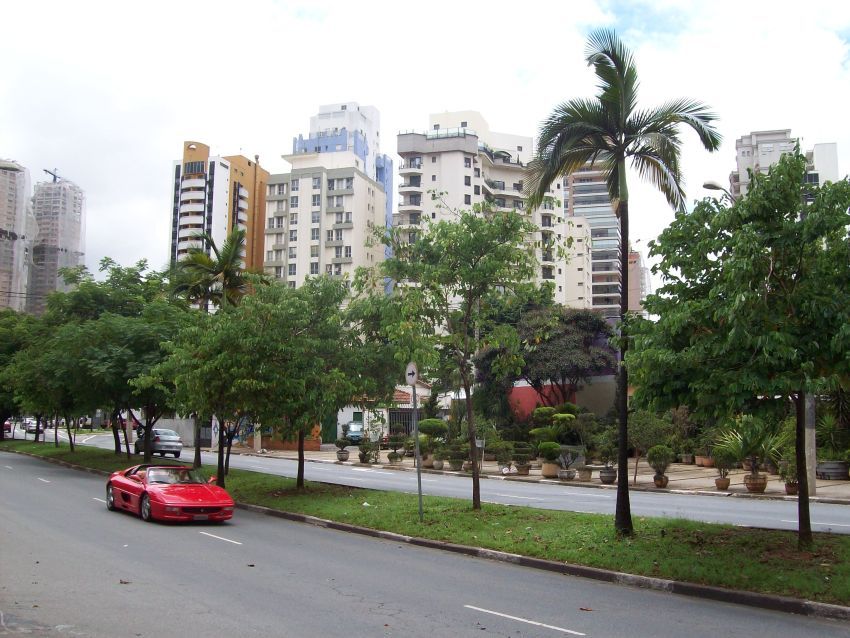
[3, 439, 848, 606]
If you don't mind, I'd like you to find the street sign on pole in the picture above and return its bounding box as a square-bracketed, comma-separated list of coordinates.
[407, 362, 424, 523]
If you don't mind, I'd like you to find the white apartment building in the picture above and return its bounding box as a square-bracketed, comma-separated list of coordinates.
[26, 178, 85, 315]
[0, 160, 37, 312]
[730, 129, 839, 199]
[265, 150, 386, 286]
[396, 111, 590, 308]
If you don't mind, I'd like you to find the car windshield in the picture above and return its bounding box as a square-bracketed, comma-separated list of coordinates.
[146, 468, 205, 484]
[154, 429, 179, 438]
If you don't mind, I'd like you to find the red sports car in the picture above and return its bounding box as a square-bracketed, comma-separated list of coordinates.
[106, 465, 235, 523]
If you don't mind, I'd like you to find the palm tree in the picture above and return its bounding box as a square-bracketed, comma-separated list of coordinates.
[172, 228, 249, 311]
[526, 29, 721, 535]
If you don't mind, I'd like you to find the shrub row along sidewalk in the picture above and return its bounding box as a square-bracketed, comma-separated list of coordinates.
[3, 439, 849, 609]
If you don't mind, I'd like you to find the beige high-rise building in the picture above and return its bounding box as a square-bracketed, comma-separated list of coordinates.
[26, 177, 85, 315]
[170, 141, 269, 272]
[0, 160, 37, 312]
[730, 130, 839, 199]
[627, 248, 650, 317]
[397, 111, 589, 308]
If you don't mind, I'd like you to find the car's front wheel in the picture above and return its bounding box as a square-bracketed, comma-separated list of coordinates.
[174, 451, 181, 459]
[140, 494, 153, 522]
[106, 484, 116, 511]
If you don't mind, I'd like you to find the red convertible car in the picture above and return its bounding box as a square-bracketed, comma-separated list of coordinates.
[106, 465, 235, 523]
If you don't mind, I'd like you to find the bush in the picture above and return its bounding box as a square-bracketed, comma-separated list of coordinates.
[538, 441, 562, 462]
[335, 438, 351, 450]
[512, 442, 533, 466]
[488, 440, 514, 465]
[647, 445, 675, 475]
[712, 448, 737, 479]
[779, 458, 798, 484]
[418, 418, 448, 439]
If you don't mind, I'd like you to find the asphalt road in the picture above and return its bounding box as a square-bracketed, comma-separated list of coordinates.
[2, 453, 849, 637]
[65, 432, 850, 535]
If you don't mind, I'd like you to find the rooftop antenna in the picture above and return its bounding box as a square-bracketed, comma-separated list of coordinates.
[43, 168, 61, 183]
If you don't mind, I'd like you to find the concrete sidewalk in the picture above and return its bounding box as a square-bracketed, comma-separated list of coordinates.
[226, 443, 850, 504]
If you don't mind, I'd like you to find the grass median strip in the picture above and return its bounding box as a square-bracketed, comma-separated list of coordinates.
[3, 439, 849, 606]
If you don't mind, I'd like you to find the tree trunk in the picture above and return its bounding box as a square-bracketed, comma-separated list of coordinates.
[34, 414, 42, 443]
[118, 412, 131, 460]
[225, 423, 239, 475]
[111, 409, 122, 454]
[64, 413, 75, 452]
[297, 428, 305, 489]
[216, 419, 226, 489]
[795, 392, 813, 549]
[193, 417, 202, 469]
[463, 375, 481, 510]
[53, 413, 59, 448]
[615, 195, 634, 536]
[633, 452, 640, 485]
[129, 410, 151, 463]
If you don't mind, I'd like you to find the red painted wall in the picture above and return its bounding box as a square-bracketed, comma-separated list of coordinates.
[508, 385, 576, 421]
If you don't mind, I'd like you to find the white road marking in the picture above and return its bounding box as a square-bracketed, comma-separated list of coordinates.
[93, 497, 106, 503]
[199, 531, 242, 545]
[37, 478, 50, 483]
[464, 605, 585, 636]
[4, 465, 12, 470]
[351, 468, 375, 472]
[494, 494, 543, 501]
[781, 519, 850, 528]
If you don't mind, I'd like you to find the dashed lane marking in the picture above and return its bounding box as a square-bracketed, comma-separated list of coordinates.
[464, 605, 585, 636]
[37, 478, 50, 483]
[199, 531, 242, 545]
[93, 497, 106, 504]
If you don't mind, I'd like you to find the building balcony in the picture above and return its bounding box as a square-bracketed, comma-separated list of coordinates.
[326, 205, 344, 213]
[177, 227, 204, 240]
[182, 178, 205, 189]
[177, 238, 203, 252]
[180, 203, 205, 214]
[180, 190, 205, 202]
[399, 201, 423, 212]
[540, 251, 554, 263]
[393, 213, 421, 227]
[178, 215, 204, 227]
[325, 240, 343, 247]
[399, 182, 423, 195]
[237, 211, 248, 224]
[332, 222, 353, 230]
[331, 256, 353, 265]
[399, 162, 423, 175]
[239, 186, 249, 198]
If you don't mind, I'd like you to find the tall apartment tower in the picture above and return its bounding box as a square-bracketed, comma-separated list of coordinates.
[564, 165, 621, 318]
[627, 248, 651, 317]
[265, 103, 390, 286]
[26, 178, 86, 315]
[0, 160, 38, 312]
[396, 111, 590, 308]
[730, 129, 839, 199]
[170, 141, 269, 271]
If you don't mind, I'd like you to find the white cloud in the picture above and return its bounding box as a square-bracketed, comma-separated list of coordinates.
[2, 0, 848, 280]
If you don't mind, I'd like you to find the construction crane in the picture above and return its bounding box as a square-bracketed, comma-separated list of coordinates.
[43, 168, 61, 183]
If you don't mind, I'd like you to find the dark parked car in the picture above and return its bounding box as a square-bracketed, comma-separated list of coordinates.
[345, 422, 364, 444]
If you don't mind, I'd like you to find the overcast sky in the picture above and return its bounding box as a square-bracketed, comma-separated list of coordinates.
[2, 0, 849, 278]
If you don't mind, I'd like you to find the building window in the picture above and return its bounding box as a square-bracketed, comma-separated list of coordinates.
[311, 211, 320, 224]
[474, 185, 480, 195]
[277, 184, 287, 195]
[431, 175, 436, 182]
[464, 157, 471, 168]
[327, 178, 335, 191]
[334, 264, 342, 275]
[345, 211, 352, 223]
[464, 176, 471, 186]
[312, 177, 321, 189]
[288, 263, 296, 276]
[464, 194, 471, 205]
[289, 230, 297, 242]
[431, 156, 437, 163]
[275, 217, 285, 228]
[335, 229, 343, 241]
[474, 168, 480, 177]
[291, 179, 299, 191]
[344, 245, 352, 258]
[517, 145, 522, 152]
[335, 195, 343, 207]
[274, 266, 283, 278]
[310, 262, 319, 275]
[311, 228, 319, 241]
[310, 245, 319, 258]
[326, 230, 334, 241]
[326, 264, 332, 274]
[288, 246, 297, 258]
[288, 280, 296, 288]
[290, 196, 298, 207]
[312, 194, 321, 207]
[266, 250, 273, 261]
[433, 124, 440, 130]
[335, 246, 343, 258]
[290, 213, 298, 225]
[336, 212, 343, 223]
[345, 177, 353, 189]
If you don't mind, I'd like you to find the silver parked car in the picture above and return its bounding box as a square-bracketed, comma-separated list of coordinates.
[135, 428, 183, 458]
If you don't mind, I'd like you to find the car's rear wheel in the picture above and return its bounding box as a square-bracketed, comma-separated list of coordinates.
[140, 494, 153, 522]
[159, 451, 165, 457]
[106, 484, 116, 511]
[174, 451, 181, 459]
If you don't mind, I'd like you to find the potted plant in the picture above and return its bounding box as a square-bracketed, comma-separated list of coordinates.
[446, 441, 468, 472]
[646, 444, 675, 488]
[598, 444, 617, 484]
[713, 415, 786, 494]
[432, 445, 446, 471]
[678, 439, 695, 465]
[358, 440, 378, 464]
[489, 441, 514, 474]
[386, 433, 406, 465]
[511, 442, 533, 475]
[816, 414, 850, 480]
[557, 445, 583, 480]
[779, 457, 799, 495]
[538, 442, 562, 478]
[712, 448, 736, 491]
[335, 437, 351, 462]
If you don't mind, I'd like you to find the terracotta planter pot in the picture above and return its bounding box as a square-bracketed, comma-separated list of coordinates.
[702, 457, 715, 468]
[694, 455, 706, 467]
[784, 482, 799, 496]
[541, 462, 560, 478]
[715, 477, 730, 491]
[577, 467, 593, 481]
[680, 454, 694, 465]
[514, 463, 530, 476]
[743, 473, 768, 493]
[653, 474, 669, 488]
[558, 469, 576, 480]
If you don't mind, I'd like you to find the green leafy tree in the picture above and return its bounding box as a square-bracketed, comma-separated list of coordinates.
[629, 152, 850, 548]
[526, 29, 721, 534]
[0, 310, 37, 440]
[628, 409, 674, 484]
[375, 208, 537, 509]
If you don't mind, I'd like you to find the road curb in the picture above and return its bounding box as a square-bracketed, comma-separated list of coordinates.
[5, 446, 850, 621]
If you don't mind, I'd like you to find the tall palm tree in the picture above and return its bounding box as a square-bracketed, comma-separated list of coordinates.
[526, 29, 721, 535]
[172, 228, 249, 311]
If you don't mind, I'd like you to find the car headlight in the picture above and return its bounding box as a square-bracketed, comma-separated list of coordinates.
[164, 506, 181, 513]
[223, 506, 234, 512]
